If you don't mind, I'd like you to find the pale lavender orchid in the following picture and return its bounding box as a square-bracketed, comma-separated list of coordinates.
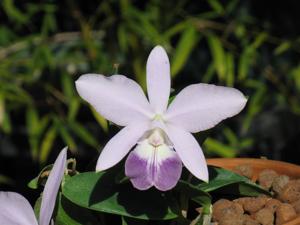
[0, 147, 67, 225]
[75, 46, 247, 191]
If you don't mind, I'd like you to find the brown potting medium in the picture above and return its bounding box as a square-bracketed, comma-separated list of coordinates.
[206, 158, 300, 225]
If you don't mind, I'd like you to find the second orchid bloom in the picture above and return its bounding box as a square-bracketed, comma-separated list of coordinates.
[76, 46, 247, 191]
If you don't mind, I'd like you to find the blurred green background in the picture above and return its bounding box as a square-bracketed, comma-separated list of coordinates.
[1, 0, 300, 199]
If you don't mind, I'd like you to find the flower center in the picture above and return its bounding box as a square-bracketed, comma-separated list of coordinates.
[148, 129, 165, 147]
[153, 114, 164, 122]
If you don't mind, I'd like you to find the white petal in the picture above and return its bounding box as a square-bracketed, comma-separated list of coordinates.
[39, 147, 67, 225]
[76, 74, 153, 126]
[0, 192, 38, 225]
[146, 46, 171, 114]
[96, 121, 150, 171]
[165, 84, 247, 133]
[164, 124, 208, 182]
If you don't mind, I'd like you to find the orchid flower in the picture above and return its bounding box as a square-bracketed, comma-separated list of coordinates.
[76, 46, 247, 191]
[0, 147, 67, 225]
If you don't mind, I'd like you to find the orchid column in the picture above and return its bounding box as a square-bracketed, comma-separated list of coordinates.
[76, 46, 247, 191]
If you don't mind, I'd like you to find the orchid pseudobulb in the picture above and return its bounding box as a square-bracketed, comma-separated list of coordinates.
[0, 147, 67, 225]
[76, 46, 247, 191]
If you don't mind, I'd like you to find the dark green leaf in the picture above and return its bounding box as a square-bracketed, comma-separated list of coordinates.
[62, 170, 179, 220]
[34, 193, 99, 225]
[194, 166, 270, 197]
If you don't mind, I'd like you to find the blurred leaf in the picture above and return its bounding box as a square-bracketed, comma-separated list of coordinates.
[90, 107, 108, 133]
[163, 21, 188, 40]
[223, 127, 238, 146]
[0, 94, 5, 127]
[238, 47, 255, 81]
[171, 26, 199, 77]
[3, 0, 29, 24]
[118, 25, 128, 52]
[0, 174, 14, 185]
[68, 98, 80, 122]
[133, 57, 146, 90]
[290, 66, 300, 91]
[225, 0, 239, 14]
[33, 45, 54, 69]
[2, 110, 12, 134]
[61, 73, 75, 100]
[207, 34, 226, 81]
[242, 84, 266, 133]
[26, 107, 40, 159]
[251, 32, 268, 49]
[274, 41, 291, 55]
[42, 11, 57, 35]
[238, 33, 267, 81]
[203, 137, 236, 157]
[202, 62, 215, 83]
[225, 52, 234, 86]
[39, 126, 57, 164]
[55, 119, 77, 152]
[68, 122, 98, 148]
[239, 138, 254, 149]
[207, 0, 224, 14]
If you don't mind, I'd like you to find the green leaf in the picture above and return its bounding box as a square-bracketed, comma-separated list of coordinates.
[121, 217, 148, 225]
[176, 180, 211, 206]
[34, 193, 99, 225]
[62, 170, 179, 220]
[194, 166, 270, 197]
[171, 26, 199, 77]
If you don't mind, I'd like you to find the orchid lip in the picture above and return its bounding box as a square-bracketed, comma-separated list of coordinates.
[125, 130, 182, 191]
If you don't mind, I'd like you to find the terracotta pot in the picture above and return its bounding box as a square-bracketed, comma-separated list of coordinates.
[206, 158, 300, 225]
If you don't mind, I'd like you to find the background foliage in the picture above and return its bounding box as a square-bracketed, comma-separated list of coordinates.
[1, 0, 300, 199]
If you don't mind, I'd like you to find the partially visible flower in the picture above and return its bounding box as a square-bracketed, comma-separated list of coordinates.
[76, 46, 247, 191]
[0, 147, 67, 225]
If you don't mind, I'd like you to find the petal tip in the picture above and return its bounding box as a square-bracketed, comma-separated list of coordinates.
[150, 45, 168, 58]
